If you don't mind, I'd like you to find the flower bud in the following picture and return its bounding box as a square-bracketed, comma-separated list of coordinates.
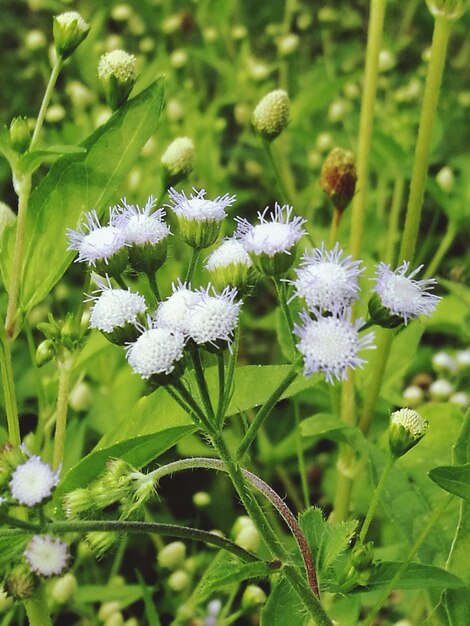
[124, 620, 139, 626]
[252, 89, 290, 141]
[98, 601, 121, 622]
[0, 587, 13, 613]
[192, 491, 211, 508]
[436, 166, 455, 193]
[9, 117, 31, 152]
[320, 148, 357, 212]
[350, 541, 374, 572]
[170, 48, 188, 69]
[53, 12, 90, 59]
[86, 531, 117, 556]
[168, 569, 190, 592]
[36, 339, 56, 367]
[25, 29, 47, 51]
[158, 541, 186, 570]
[402, 385, 424, 408]
[161, 137, 194, 186]
[450, 392, 469, 410]
[426, 0, 465, 20]
[429, 378, 453, 401]
[206, 237, 254, 292]
[63, 487, 94, 518]
[367, 292, 403, 329]
[432, 351, 457, 374]
[389, 408, 428, 459]
[98, 50, 137, 110]
[0, 202, 16, 237]
[277, 33, 299, 57]
[6, 565, 35, 600]
[456, 349, 470, 370]
[241, 585, 267, 611]
[104, 613, 124, 626]
[69, 380, 92, 412]
[51, 572, 77, 604]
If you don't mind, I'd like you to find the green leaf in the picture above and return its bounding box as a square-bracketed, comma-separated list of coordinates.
[429, 464, 470, 500]
[193, 555, 273, 603]
[300, 414, 366, 451]
[0, 77, 165, 313]
[98, 365, 321, 447]
[74, 584, 146, 607]
[361, 561, 464, 591]
[260, 578, 308, 626]
[135, 570, 161, 626]
[55, 425, 194, 498]
[299, 507, 357, 579]
[19, 145, 87, 174]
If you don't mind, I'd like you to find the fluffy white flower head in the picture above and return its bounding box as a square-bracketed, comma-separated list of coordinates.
[294, 309, 375, 384]
[67, 210, 127, 266]
[293, 243, 363, 312]
[155, 281, 202, 332]
[206, 238, 252, 271]
[372, 261, 441, 324]
[111, 196, 171, 245]
[185, 286, 241, 346]
[167, 188, 236, 223]
[235, 204, 306, 257]
[24, 536, 69, 577]
[390, 408, 428, 439]
[9, 456, 60, 507]
[126, 325, 185, 378]
[87, 277, 146, 332]
[98, 50, 137, 82]
[55, 11, 88, 31]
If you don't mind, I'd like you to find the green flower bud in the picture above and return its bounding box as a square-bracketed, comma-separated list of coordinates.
[168, 569, 190, 592]
[94, 246, 129, 281]
[86, 531, 117, 556]
[69, 380, 92, 413]
[53, 12, 90, 59]
[161, 137, 194, 186]
[350, 541, 374, 572]
[63, 488, 95, 519]
[0, 202, 16, 237]
[98, 601, 121, 622]
[252, 89, 290, 141]
[206, 237, 254, 293]
[158, 541, 186, 570]
[124, 619, 139, 626]
[320, 148, 357, 213]
[9, 117, 31, 152]
[36, 339, 56, 367]
[51, 572, 77, 604]
[128, 239, 168, 276]
[192, 491, 211, 508]
[6, 565, 35, 600]
[367, 292, 404, 329]
[98, 50, 137, 110]
[104, 612, 125, 626]
[241, 584, 267, 611]
[426, 0, 466, 20]
[235, 525, 260, 553]
[389, 408, 428, 459]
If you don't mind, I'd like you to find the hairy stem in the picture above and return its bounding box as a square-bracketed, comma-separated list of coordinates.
[30, 57, 63, 150]
[0, 325, 21, 445]
[185, 248, 200, 283]
[359, 455, 394, 543]
[52, 353, 75, 470]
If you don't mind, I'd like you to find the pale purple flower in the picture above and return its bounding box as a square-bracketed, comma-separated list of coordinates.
[185, 285, 241, 347]
[67, 209, 127, 266]
[167, 187, 236, 222]
[371, 261, 440, 324]
[294, 308, 375, 384]
[87, 276, 147, 333]
[155, 280, 202, 333]
[110, 196, 171, 245]
[126, 324, 186, 378]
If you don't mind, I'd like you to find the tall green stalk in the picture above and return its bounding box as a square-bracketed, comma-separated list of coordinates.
[24, 585, 52, 626]
[52, 352, 75, 470]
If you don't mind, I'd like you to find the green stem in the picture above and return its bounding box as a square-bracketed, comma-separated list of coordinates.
[423, 220, 456, 278]
[384, 176, 404, 265]
[185, 248, 200, 283]
[146, 271, 161, 303]
[47, 520, 260, 563]
[189, 344, 215, 422]
[30, 57, 63, 150]
[349, 0, 387, 258]
[0, 325, 21, 445]
[237, 360, 300, 461]
[358, 330, 394, 434]
[212, 435, 331, 623]
[170, 379, 213, 434]
[362, 494, 453, 625]
[294, 400, 310, 510]
[4, 174, 32, 339]
[359, 455, 394, 544]
[24, 584, 52, 626]
[216, 351, 225, 425]
[274, 279, 296, 358]
[115, 274, 128, 290]
[398, 15, 452, 264]
[221, 326, 239, 418]
[261, 138, 292, 205]
[328, 207, 341, 249]
[52, 353, 75, 470]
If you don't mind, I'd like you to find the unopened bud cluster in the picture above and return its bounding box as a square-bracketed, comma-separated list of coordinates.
[252, 89, 290, 141]
[389, 408, 428, 458]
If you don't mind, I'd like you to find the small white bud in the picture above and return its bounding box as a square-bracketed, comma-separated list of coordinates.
[161, 137, 194, 182]
[402, 385, 424, 408]
[432, 351, 457, 374]
[98, 601, 121, 622]
[51, 572, 77, 604]
[436, 166, 455, 193]
[389, 408, 428, 458]
[98, 50, 137, 110]
[429, 379, 453, 401]
[252, 89, 290, 141]
[450, 392, 469, 409]
[378, 49, 395, 72]
[168, 569, 190, 592]
[277, 33, 300, 57]
[170, 48, 188, 69]
[53, 11, 90, 59]
[158, 541, 186, 570]
[25, 29, 47, 51]
[456, 349, 470, 370]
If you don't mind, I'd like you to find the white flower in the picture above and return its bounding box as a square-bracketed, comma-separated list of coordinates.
[155, 281, 202, 332]
[235, 204, 306, 257]
[167, 188, 236, 223]
[371, 261, 441, 324]
[294, 309, 375, 384]
[185, 286, 241, 347]
[390, 408, 428, 439]
[67, 210, 127, 266]
[206, 238, 252, 271]
[87, 277, 147, 332]
[126, 326, 185, 378]
[9, 456, 60, 506]
[24, 536, 69, 577]
[293, 243, 363, 312]
[111, 196, 171, 245]
[97, 50, 137, 82]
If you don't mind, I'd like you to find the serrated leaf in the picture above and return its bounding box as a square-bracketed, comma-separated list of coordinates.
[260, 578, 309, 626]
[429, 464, 470, 500]
[0, 77, 165, 313]
[193, 555, 273, 603]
